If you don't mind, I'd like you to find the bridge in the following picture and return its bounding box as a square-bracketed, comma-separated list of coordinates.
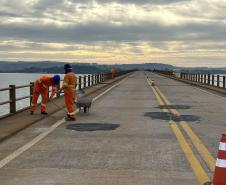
[0, 71, 225, 185]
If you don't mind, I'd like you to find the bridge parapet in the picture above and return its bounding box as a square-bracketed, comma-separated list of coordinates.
[0, 70, 134, 118]
[154, 70, 226, 95]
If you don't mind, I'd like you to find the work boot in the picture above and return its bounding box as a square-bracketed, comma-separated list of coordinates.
[41, 111, 48, 115]
[30, 111, 34, 115]
[65, 117, 76, 121]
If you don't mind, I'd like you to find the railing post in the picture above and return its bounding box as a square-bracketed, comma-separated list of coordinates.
[30, 82, 34, 104]
[223, 76, 226, 88]
[97, 74, 100, 83]
[101, 73, 104, 82]
[95, 74, 98, 84]
[56, 83, 60, 98]
[212, 75, 214, 86]
[9, 85, 16, 114]
[208, 74, 210, 85]
[92, 74, 94, 86]
[217, 75, 220, 87]
[84, 75, 86, 88]
[79, 76, 82, 90]
[88, 75, 91, 87]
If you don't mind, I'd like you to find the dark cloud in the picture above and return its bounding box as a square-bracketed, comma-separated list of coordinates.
[0, 11, 19, 17]
[68, 0, 189, 5]
[33, 0, 66, 11]
[0, 21, 225, 44]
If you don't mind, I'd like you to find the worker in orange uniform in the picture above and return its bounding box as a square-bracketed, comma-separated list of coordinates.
[30, 75, 61, 115]
[111, 67, 116, 78]
[61, 64, 77, 121]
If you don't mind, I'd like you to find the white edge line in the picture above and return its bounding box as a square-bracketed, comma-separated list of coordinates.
[194, 86, 226, 100]
[0, 118, 64, 169]
[0, 81, 122, 169]
[93, 82, 120, 102]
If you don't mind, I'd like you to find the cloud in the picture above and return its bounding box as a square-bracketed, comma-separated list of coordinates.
[0, 0, 226, 66]
[68, 0, 188, 5]
[0, 20, 226, 43]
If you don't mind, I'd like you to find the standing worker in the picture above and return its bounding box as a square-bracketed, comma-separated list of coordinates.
[30, 74, 61, 115]
[61, 64, 77, 121]
[111, 67, 116, 78]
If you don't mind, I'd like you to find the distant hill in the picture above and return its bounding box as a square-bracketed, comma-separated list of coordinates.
[0, 61, 109, 74]
[0, 61, 65, 71]
[0, 61, 174, 74]
[1, 61, 226, 74]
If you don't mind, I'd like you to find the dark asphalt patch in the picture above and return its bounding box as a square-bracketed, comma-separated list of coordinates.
[144, 112, 200, 122]
[156, 105, 191, 110]
[66, 123, 120, 131]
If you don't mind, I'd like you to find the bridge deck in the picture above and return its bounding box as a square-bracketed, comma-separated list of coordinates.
[0, 71, 224, 185]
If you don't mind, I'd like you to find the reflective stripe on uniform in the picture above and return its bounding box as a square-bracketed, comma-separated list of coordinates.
[41, 103, 46, 107]
[38, 79, 47, 88]
[67, 111, 75, 115]
[219, 142, 226, 151]
[68, 85, 75, 88]
[216, 158, 226, 168]
[63, 83, 75, 90]
[31, 103, 36, 106]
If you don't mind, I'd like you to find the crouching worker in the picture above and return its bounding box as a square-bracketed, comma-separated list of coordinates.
[30, 75, 61, 115]
[61, 64, 77, 121]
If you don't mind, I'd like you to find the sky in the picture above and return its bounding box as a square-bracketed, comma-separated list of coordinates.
[0, 0, 226, 67]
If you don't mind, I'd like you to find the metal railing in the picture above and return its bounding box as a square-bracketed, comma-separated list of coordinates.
[0, 70, 132, 118]
[180, 73, 226, 88]
[153, 70, 226, 89]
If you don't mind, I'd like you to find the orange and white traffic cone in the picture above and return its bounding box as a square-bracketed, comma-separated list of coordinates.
[204, 133, 226, 185]
[150, 80, 155, 86]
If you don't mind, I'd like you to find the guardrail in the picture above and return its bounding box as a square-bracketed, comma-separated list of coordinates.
[180, 73, 226, 88]
[0, 70, 133, 118]
[153, 70, 226, 89]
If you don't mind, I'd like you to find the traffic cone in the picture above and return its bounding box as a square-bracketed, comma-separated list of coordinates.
[204, 133, 226, 185]
[151, 80, 155, 86]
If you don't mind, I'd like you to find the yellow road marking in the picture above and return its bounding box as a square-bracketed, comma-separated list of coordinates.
[171, 121, 210, 184]
[154, 82, 215, 171]
[146, 77, 210, 184]
[180, 121, 215, 171]
[155, 86, 179, 116]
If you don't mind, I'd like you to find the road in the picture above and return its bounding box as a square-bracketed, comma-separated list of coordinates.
[0, 71, 224, 185]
